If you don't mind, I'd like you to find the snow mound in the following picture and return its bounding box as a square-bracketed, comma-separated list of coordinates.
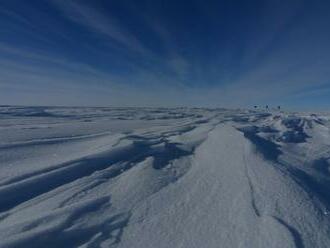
[1, 107, 330, 247]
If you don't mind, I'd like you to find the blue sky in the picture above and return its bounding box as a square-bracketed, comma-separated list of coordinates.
[0, 0, 330, 109]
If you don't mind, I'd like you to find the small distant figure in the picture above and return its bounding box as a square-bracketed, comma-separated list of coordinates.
[254, 105, 258, 109]
[265, 105, 269, 110]
[277, 106, 281, 110]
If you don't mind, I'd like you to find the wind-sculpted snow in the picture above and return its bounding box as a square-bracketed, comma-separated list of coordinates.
[0, 106, 330, 247]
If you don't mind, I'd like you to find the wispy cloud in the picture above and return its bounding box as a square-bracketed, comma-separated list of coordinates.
[1, 0, 330, 108]
[51, 0, 152, 56]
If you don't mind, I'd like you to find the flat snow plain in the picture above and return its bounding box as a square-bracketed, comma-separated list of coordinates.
[0, 106, 330, 248]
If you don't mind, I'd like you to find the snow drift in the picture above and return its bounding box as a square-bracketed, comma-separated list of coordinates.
[0, 106, 330, 248]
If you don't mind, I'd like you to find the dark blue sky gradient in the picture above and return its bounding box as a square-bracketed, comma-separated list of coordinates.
[0, 0, 330, 109]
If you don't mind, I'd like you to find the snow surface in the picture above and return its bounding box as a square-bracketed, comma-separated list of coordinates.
[0, 106, 330, 247]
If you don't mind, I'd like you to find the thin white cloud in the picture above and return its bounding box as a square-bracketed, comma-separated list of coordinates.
[51, 0, 152, 56]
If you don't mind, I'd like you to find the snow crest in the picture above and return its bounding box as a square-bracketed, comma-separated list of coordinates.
[0, 107, 330, 247]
